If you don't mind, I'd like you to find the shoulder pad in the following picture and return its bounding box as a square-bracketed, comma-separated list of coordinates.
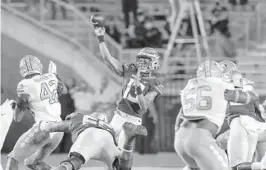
[17, 80, 32, 96]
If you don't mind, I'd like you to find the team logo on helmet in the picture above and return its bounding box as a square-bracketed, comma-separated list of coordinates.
[136, 47, 159, 72]
[19, 55, 43, 78]
[219, 60, 237, 82]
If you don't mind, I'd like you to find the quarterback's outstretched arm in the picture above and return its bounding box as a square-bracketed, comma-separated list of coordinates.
[40, 120, 71, 132]
[224, 89, 259, 104]
[95, 27, 124, 76]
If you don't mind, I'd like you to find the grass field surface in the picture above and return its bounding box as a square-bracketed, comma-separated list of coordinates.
[1, 152, 185, 170]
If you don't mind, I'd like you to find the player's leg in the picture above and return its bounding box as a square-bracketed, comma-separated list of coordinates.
[25, 132, 64, 170]
[58, 128, 117, 170]
[6, 123, 50, 170]
[174, 127, 199, 170]
[186, 128, 230, 170]
[110, 112, 127, 138]
[216, 130, 230, 152]
[227, 118, 251, 169]
[118, 122, 147, 170]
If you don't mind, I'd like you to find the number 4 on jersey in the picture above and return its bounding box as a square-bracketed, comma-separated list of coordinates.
[183, 85, 212, 113]
[40, 82, 58, 104]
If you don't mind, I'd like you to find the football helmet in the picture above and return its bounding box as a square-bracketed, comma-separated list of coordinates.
[136, 47, 159, 72]
[91, 112, 108, 123]
[219, 60, 237, 82]
[242, 78, 254, 91]
[19, 55, 43, 78]
[196, 60, 223, 78]
[231, 70, 243, 88]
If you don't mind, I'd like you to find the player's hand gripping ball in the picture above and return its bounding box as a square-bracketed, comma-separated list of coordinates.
[90, 14, 106, 29]
[48, 61, 57, 74]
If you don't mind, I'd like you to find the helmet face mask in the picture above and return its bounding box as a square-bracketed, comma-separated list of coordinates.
[136, 48, 159, 73]
[91, 112, 108, 123]
[20, 55, 43, 78]
[136, 56, 153, 72]
[231, 70, 243, 89]
[242, 78, 254, 91]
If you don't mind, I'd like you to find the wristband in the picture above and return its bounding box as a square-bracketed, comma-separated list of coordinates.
[97, 35, 105, 43]
[136, 86, 142, 95]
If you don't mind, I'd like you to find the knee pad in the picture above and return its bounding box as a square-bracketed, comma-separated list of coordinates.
[60, 152, 85, 170]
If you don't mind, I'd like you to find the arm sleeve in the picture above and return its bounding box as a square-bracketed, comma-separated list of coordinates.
[224, 90, 259, 104]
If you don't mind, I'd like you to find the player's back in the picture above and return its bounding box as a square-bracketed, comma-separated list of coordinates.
[181, 77, 234, 128]
[17, 73, 61, 122]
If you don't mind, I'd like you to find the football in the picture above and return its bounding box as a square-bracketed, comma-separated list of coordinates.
[90, 14, 106, 28]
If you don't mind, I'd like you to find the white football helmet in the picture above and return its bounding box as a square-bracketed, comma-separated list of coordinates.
[231, 70, 243, 88]
[242, 78, 254, 91]
[91, 112, 108, 123]
[196, 60, 223, 78]
[219, 60, 237, 82]
[19, 55, 43, 78]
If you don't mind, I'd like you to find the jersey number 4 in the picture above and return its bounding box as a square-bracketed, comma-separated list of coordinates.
[40, 82, 58, 104]
[183, 85, 212, 113]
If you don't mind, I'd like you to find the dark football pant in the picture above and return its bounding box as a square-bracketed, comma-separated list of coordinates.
[174, 127, 230, 170]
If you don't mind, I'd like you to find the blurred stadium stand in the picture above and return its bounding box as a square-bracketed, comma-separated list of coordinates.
[2, 0, 266, 153]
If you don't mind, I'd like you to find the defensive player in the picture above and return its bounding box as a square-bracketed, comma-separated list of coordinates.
[0, 99, 16, 170]
[174, 60, 259, 170]
[6, 55, 67, 170]
[226, 84, 266, 170]
[225, 72, 266, 170]
[39, 112, 147, 170]
[91, 15, 163, 170]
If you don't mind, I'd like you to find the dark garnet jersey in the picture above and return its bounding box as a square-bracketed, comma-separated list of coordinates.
[66, 113, 117, 145]
[117, 63, 163, 117]
[226, 101, 264, 125]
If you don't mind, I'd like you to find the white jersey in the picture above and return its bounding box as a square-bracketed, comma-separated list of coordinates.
[0, 99, 14, 170]
[180, 77, 234, 128]
[0, 99, 14, 150]
[17, 73, 62, 122]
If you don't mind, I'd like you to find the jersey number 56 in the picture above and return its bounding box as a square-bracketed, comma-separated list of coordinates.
[183, 85, 212, 113]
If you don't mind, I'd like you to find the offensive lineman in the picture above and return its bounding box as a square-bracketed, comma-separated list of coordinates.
[91, 15, 163, 170]
[174, 60, 259, 170]
[6, 55, 67, 170]
[39, 112, 147, 170]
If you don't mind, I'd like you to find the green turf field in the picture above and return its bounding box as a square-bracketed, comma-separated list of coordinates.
[1, 152, 185, 170]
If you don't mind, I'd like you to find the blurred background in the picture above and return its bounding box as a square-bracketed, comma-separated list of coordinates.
[2, 0, 266, 168]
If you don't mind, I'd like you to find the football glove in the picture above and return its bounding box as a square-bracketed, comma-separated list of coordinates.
[48, 61, 57, 74]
